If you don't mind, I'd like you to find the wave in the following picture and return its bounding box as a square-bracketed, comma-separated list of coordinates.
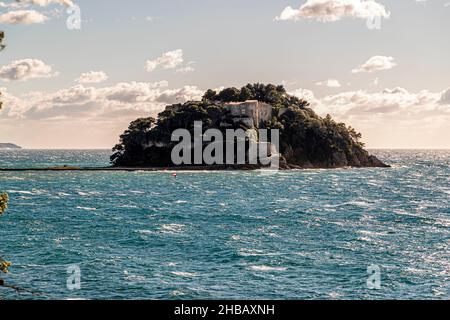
[171, 271, 198, 277]
[238, 249, 276, 257]
[7, 190, 34, 195]
[119, 204, 138, 208]
[123, 270, 147, 282]
[249, 265, 287, 272]
[160, 224, 186, 234]
[325, 200, 371, 208]
[358, 230, 388, 237]
[136, 229, 153, 235]
[76, 206, 97, 211]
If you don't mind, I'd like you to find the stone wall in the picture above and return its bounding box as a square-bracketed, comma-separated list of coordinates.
[223, 100, 272, 128]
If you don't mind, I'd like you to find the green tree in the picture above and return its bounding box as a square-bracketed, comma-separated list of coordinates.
[216, 87, 241, 102]
[111, 117, 156, 165]
[239, 86, 252, 101]
[0, 31, 5, 51]
[202, 89, 217, 101]
[211, 83, 309, 109]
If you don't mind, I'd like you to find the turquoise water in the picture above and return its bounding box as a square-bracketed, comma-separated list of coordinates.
[0, 150, 449, 300]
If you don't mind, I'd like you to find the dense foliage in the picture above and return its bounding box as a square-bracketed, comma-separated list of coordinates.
[276, 109, 371, 167]
[111, 83, 387, 168]
[202, 83, 309, 109]
[111, 102, 224, 166]
[0, 31, 5, 51]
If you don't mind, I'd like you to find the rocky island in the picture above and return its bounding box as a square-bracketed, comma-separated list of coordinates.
[111, 83, 388, 169]
[0, 143, 21, 149]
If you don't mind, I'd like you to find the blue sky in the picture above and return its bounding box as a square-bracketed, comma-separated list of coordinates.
[1, 0, 449, 148]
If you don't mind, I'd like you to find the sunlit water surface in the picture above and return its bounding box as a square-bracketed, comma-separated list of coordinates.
[0, 149, 449, 299]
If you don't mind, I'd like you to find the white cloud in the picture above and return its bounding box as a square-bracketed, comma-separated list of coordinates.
[316, 79, 341, 88]
[175, 66, 194, 74]
[0, 1, 25, 9]
[275, 0, 390, 22]
[145, 49, 184, 72]
[0, 59, 58, 81]
[0, 9, 48, 24]
[0, 81, 204, 121]
[16, 0, 73, 7]
[103, 81, 169, 103]
[0, 1, 75, 26]
[439, 88, 450, 105]
[281, 80, 298, 88]
[2, 83, 450, 148]
[75, 71, 108, 84]
[320, 87, 443, 114]
[49, 85, 97, 104]
[175, 61, 195, 74]
[290, 88, 319, 106]
[103, 81, 203, 105]
[289, 86, 450, 148]
[155, 86, 203, 104]
[352, 55, 397, 73]
[146, 16, 159, 22]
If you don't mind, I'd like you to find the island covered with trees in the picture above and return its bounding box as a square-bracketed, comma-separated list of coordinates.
[111, 83, 388, 169]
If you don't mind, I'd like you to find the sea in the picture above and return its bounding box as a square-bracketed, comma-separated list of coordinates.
[0, 149, 448, 300]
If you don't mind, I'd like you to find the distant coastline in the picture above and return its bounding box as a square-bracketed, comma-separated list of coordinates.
[0, 143, 21, 149]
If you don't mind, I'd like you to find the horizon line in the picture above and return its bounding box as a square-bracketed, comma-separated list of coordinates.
[4, 148, 450, 151]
